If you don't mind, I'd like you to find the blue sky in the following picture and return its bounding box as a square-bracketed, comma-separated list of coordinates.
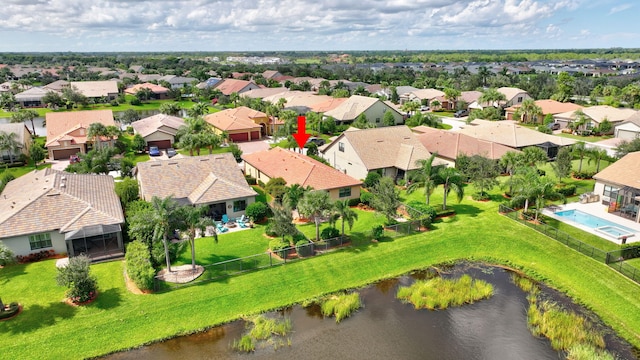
[0, 0, 637, 52]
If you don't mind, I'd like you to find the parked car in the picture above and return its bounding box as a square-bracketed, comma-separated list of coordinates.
[149, 146, 161, 157]
[166, 148, 177, 158]
[420, 105, 430, 111]
[547, 122, 561, 130]
[454, 109, 469, 118]
[306, 137, 326, 146]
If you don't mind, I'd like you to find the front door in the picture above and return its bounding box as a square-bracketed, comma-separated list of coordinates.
[209, 202, 227, 221]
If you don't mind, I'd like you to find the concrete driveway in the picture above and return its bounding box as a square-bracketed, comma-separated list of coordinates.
[237, 140, 271, 155]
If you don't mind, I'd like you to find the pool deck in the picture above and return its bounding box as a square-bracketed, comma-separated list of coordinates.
[543, 201, 640, 245]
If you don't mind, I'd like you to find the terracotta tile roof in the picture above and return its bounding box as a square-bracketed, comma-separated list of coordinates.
[416, 127, 519, 161]
[204, 107, 264, 132]
[323, 95, 379, 121]
[45, 110, 116, 147]
[242, 147, 361, 191]
[136, 153, 257, 205]
[124, 82, 169, 95]
[70, 81, 118, 98]
[505, 99, 583, 115]
[241, 87, 289, 99]
[214, 79, 257, 95]
[593, 152, 640, 189]
[456, 120, 576, 148]
[309, 97, 348, 113]
[262, 91, 332, 109]
[326, 125, 439, 171]
[131, 114, 185, 138]
[0, 169, 124, 238]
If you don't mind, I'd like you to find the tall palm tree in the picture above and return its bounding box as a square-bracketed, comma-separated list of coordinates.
[298, 190, 332, 241]
[521, 146, 548, 167]
[571, 141, 588, 173]
[443, 88, 461, 111]
[87, 122, 107, 150]
[10, 109, 39, 136]
[283, 184, 312, 211]
[530, 176, 562, 222]
[478, 66, 492, 87]
[401, 101, 420, 115]
[187, 102, 210, 117]
[0, 131, 20, 164]
[333, 200, 358, 237]
[178, 205, 216, 272]
[407, 153, 443, 205]
[587, 147, 610, 173]
[149, 196, 180, 272]
[500, 151, 523, 195]
[514, 99, 543, 124]
[479, 88, 506, 108]
[438, 167, 465, 210]
[159, 102, 182, 116]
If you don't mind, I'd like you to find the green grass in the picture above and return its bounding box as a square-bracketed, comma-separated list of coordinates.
[0, 163, 51, 178]
[2, 196, 640, 359]
[396, 275, 493, 310]
[320, 293, 361, 323]
[556, 133, 614, 143]
[626, 258, 640, 272]
[232, 315, 291, 352]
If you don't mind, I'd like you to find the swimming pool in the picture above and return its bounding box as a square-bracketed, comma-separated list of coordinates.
[554, 209, 636, 240]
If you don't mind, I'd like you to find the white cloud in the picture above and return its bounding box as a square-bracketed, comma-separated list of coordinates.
[609, 3, 633, 15]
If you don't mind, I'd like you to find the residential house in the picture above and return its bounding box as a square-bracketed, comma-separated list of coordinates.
[263, 91, 332, 114]
[241, 87, 289, 100]
[70, 81, 119, 101]
[136, 153, 257, 221]
[414, 126, 518, 166]
[593, 151, 640, 223]
[43, 79, 70, 92]
[0, 123, 32, 164]
[242, 147, 362, 201]
[196, 77, 223, 90]
[505, 99, 583, 123]
[131, 114, 185, 149]
[158, 75, 198, 89]
[204, 106, 269, 141]
[497, 87, 532, 107]
[614, 112, 640, 140]
[553, 105, 638, 132]
[214, 79, 260, 96]
[262, 70, 283, 79]
[14, 87, 48, 108]
[323, 95, 404, 126]
[0, 169, 125, 259]
[459, 91, 483, 108]
[400, 88, 445, 107]
[320, 125, 440, 181]
[124, 83, 171, 100]
[455, 119, 575, 158]
[45, 110, 116, 160]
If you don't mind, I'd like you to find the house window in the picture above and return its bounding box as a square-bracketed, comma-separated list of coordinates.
[375, 118, 380, 123]
[233, 200, 247, 212]
[29, 233, 52, 250]
[603, 185, 618, 198]
[338, 142, 345, 152]
[517, 96, 523, 103]
[339, 187, 352, 198]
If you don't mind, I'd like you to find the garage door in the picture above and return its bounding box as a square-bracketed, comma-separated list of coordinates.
[616, 129, 638, 141]
[250, 131, 260, 141]
[52, 148, 81, 160]
[230, 133, 248, 142]
[147, 140, 172, 149]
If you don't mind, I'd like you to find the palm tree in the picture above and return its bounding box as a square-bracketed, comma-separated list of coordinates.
[10, 109, 39, 136]
[187, 102, 210, 117]
[513, 99, 543, 124]
[105, 125, 121, 146]
[283, 184, 312, 211]
[407, 153, 443, 205]
[87, 122, 107, 150]
[530, 176, 562, 222]
[298, 190, 332, 241]
[159, 102, 182, 116]
[0, 131, 20, 164]
[179, 205, 216, 272]
[587, 147, 610, 173]
[401, 101, 420, 115]
[571, 109, 589, 133]
[521, 146, 548, 167]
[176, 133, 197, 156]
[333, 200, 358, 237]
[430, 99, 441, 110]
[230, 92, 240, 107]
[500, 151, 523, 195]
[149, 196, 180, 272]
[200, 132, 222, 154]
[571, 141, 588, 173]
[438, 167, 465, 210]
[135, 87, 154, 102]
[478, 66, 492, 87]
[443, 88, 461, 110]
[479, 88, 506, 108]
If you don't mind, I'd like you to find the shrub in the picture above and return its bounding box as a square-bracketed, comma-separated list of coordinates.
[556, 185, 577, 197]
[347, 198, 360, 207]
[129, 97, 142, 106]
[245, 202, 269, 222]
[572, 171, 595, 180]
[269, 239, 290, 258]
[418, 214, 433, 228]
[384, 218, 399, 226]
[359, 191, 373, 206]
[471, 192, 491, 201]
[295, 240, 313, 257]
[320, 227, 340, 240]
[509, 195, 528, 209]
[363, 171, 381, 188]
[151, 240, 184, 269]
[436, 208, 456, 218]
[109, 100, 119, 107]
[244, 175, 257, 185]
[537, 125, 552, 134]
[125, 241, 156, 291]
[56, 254, 98, 304]
[0, 241, 15, 266]
[264, 222, 278, 237]
[396, 178, 406, 187]
[372, 225, 384, 240]
[406, 201, 437, 221]
[292, 232, 307, 243]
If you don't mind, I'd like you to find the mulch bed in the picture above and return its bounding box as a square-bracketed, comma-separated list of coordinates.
[156, 264, 205, 284]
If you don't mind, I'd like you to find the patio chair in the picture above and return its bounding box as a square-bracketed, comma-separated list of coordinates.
[216, 222, 228, 233]
[238, 221, 248, 228]
[222, 214, 229, 224]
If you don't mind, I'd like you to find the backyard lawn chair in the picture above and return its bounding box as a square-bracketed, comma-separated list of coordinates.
[216, 222, 228, 233]
[222, 214, 229, 224]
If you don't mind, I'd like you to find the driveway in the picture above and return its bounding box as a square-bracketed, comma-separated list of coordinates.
[439, 116, 467, 131]
[237, 140, 271, 155]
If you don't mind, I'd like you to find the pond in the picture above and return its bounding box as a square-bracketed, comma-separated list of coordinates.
[104, 263, 635, 360]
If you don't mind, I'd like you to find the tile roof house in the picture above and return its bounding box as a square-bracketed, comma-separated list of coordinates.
[497, 87, 532, 107]
[15, 87, 48, 108]
[214, 79, 260, 95]
[320, 125, 442, 181]
[241, 87, 289, 99]
[614, 112, 640, 140]
[400, 88, 445, 105]
[124, 82, 170, 100]
[593, 151, 640, 223]
[43, 79, 70, 92]
[70, 81, 119, 101]
[262, 70, 283, 79]
[204, 106, 269, 141]
[136, 153, 257, 221]
[414, 126, 518, 166]
[262, 91, 332, 114]
[456, 119, 575, 158]
[554, 105, 638, 132]
[0, 123, 33, 164]
[505, 99, 583, 122]
[242, 147, 362, 201]
[0, 168, 125, 259]
[158, 75, 198, 89]
[45, 110, 117, 160]
[323, 95, 404, 126]
[131, 114, 185, 149]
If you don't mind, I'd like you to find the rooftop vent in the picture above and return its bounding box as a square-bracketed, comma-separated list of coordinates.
[150, 163, 161, 167]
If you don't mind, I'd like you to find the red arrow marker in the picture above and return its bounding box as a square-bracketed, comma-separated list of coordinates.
[292, 115, 311, 149]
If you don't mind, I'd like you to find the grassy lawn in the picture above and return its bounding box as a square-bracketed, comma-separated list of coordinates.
[2, 192, 640, 359]
[626, 258, 640, 272]
[556, 132, 614, 143]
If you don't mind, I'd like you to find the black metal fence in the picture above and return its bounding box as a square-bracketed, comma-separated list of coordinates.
[499, 204, 640, 284]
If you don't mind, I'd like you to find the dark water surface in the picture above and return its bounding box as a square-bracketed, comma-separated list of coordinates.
[105, 264, 635, 360]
